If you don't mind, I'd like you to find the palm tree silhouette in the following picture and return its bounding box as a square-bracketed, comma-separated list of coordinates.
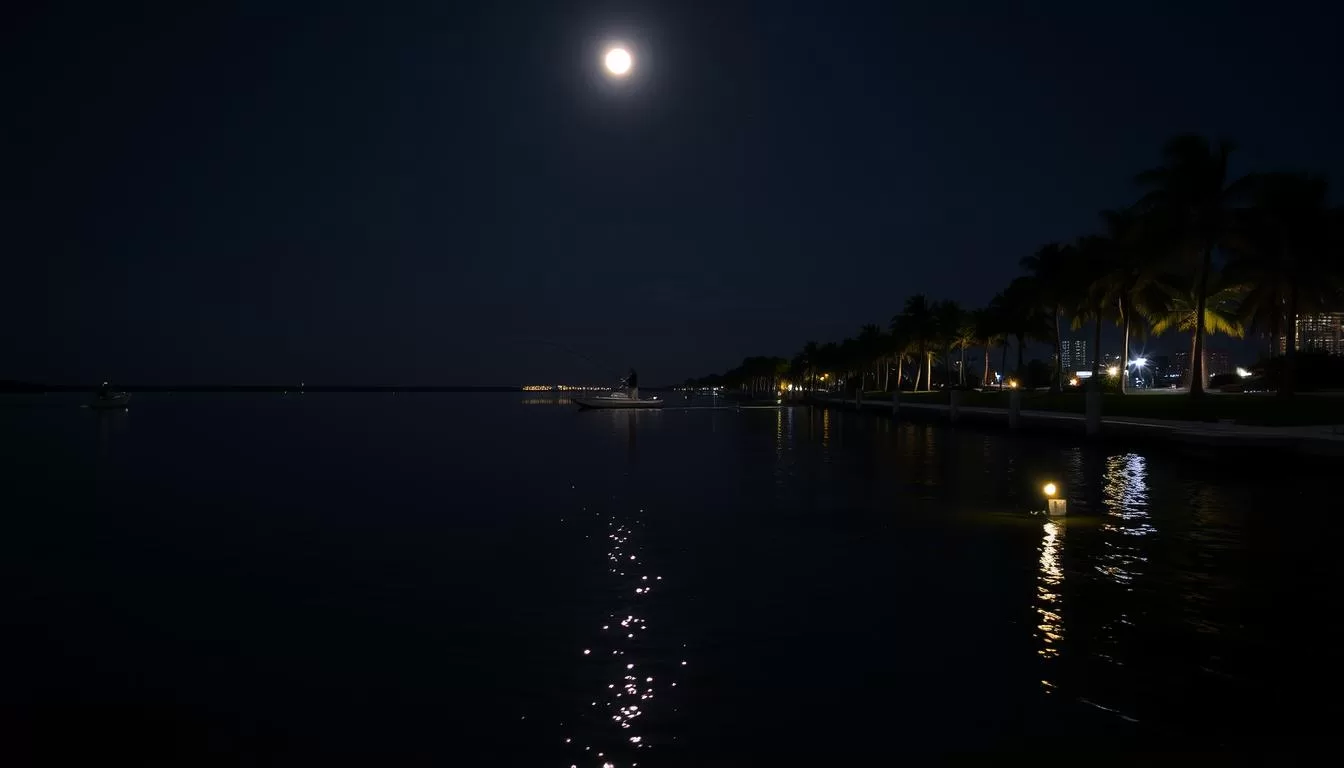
[1147, 274, 1247, 387]
[973, 305, 1004, 388]
[1135, 135, 1251, 397]
[1225, 172, 1335, 395]
[932, 300, 964, 389]
[1020, 243, 1071, 392]
[893, 294, 937, 392]
[949, 308, 978, 387]
[856, 324, 885, 393]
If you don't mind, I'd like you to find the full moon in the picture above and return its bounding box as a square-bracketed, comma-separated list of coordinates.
[604, 47, 632, 76]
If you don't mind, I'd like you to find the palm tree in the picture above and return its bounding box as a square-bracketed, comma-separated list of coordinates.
[892, 294, 937, 392]
[817, 342, 840, 391]
[1135, 135, 1251, 397]
[837, 338, 862, 394]
[788, 351, 807, 395]
[800, 340, 820, 391]
[773, 358, 791, 393]
[1147, 275, 1247, 386]
[998, 277, 1050, 384]
[973, 305, 1004, 387]
[1070, 235, 1112, 383]
[1099, 207, 1169, 394]
[856, 323, 885, 392]
[932, 300, 963, 389]
[1225, 173, 1337, 395]
[951, 316, 978, 386]
[1020, 243, 1071, 392]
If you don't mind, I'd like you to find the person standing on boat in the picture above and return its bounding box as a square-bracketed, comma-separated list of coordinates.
[626, 368, 639, 400]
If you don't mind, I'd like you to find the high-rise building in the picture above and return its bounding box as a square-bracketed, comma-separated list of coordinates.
[1170, 349, 1231, 382]
[1206, 349, 1231, 377]
[1172, 351, 1189, 381]
[1060, 338, 1089, 372]
[1279, 312, 1344, 355]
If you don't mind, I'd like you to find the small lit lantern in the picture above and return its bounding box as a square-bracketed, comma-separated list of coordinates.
[1043, 482, 1066, 517]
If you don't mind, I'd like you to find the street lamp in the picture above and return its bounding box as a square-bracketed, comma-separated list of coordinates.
[1129, 358, 1150, 388]
[1043, 482, 1066, 517]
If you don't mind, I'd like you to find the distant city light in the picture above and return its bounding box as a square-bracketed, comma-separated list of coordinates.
[1068, 377, 1079, 387]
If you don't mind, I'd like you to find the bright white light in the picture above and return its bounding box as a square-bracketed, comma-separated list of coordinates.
[605, 48, 632, 76]
[1236, 367, 1252, 378]
[1043, 482, 1058, 497]
[1107, 366, 1119, 377]
[1131, 357, 1147, 367]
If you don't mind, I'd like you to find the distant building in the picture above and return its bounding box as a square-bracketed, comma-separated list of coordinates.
[1151, 354, 1173, 380]
[1060, 338, 1089, 372]
[1169, 349, 1231, 382]
[1206, 349, 1231, 377]
[1279, 312, 1344, 355]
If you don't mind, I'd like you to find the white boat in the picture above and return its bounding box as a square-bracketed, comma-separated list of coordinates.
[90, 392, 130, 409]
[572, 390, 664, 409]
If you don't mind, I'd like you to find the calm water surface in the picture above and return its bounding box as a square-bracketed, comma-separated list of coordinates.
[3, 393, 1337, 763]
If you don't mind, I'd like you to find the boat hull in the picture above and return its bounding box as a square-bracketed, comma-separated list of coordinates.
[572, 396, 664, 410]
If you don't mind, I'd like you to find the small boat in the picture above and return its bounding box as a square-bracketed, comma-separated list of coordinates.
[90, 392, 131, 409]
[572, 390, 664, 410]
[736, 398, 784, 409]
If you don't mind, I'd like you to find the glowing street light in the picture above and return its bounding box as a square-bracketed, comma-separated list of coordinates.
[1107, 365, 1119, 377]
[1043, 482, 1066, 517]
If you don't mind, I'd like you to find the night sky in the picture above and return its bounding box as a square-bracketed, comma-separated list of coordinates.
[8, 1, 1343, 386]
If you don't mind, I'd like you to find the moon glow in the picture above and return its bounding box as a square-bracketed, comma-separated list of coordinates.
[604, 47, 632, 76]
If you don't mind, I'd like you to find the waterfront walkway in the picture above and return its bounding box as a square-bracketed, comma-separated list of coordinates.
[813, 396, 1344, 457]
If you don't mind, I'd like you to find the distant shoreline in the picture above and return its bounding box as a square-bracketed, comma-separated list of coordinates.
[0, 384, 669, 394]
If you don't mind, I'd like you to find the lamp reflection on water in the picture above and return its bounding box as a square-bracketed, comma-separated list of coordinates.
[1036, 519, 1065, 692]
[1099, 453, 1154, 586]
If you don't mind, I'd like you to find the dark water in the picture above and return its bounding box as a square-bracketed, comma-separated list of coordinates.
[2, 393, 1337, 763]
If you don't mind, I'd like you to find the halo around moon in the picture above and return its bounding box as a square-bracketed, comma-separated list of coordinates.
[604, 47, 632, 76]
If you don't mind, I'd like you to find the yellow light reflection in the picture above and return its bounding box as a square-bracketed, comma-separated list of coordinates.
[1035, 519, 1065, 690]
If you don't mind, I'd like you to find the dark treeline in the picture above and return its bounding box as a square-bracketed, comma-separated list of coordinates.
[689, 135, 1344, 398]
